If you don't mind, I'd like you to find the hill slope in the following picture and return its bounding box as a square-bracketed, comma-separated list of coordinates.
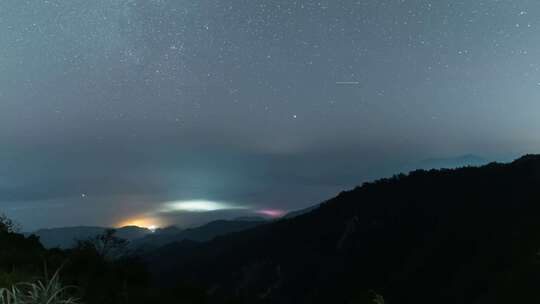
[147, 155, 540, 304]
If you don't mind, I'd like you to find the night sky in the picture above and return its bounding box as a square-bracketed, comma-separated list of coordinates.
[2, 0, 540, 230]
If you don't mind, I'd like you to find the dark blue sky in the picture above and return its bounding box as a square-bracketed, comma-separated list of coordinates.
[1, 0, 538, 230]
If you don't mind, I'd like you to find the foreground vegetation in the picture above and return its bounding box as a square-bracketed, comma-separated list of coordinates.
[0, 268, 80, 304]
[0, 215, 206, 304]
[1, 210, 387, 304]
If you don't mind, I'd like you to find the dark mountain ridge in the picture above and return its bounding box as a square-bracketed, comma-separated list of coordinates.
[401, 154, 490, 172]
[130, 219, 266, 251]
[147, 155, 540, 304]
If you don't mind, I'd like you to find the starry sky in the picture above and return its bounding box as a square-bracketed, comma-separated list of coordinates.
[2, 0, 540, 230]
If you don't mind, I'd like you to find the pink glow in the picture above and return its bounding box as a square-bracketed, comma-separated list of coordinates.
[256, 209, 287, 218]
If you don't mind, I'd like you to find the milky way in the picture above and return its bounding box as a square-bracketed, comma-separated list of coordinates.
[2, 0, 540, 229]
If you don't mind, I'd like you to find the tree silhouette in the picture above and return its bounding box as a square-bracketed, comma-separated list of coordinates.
[0, 214, 21, 234]
[74, 229, 128, 260]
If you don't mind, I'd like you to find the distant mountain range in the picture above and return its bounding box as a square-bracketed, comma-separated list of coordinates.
[28, 154, 492, 251]
[29, 217, 268, 250]
[144, 155, 540, 304]
[28, 226, 152, 249]
[130, 218, 267, 251]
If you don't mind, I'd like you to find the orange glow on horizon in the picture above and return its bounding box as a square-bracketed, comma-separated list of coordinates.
[116, 217, 163, 230]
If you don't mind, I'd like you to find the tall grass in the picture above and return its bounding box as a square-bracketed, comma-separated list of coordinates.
[0, 268, 80, 304]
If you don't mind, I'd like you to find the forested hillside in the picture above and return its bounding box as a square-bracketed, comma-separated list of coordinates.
[148, 155, 540, 303]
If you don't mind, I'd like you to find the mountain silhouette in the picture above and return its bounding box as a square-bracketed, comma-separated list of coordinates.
[401, 154, 490, 172]
[29, 226, 152, 249]
[29, 219, 267, 250]
[131, 219, 266, 251]
[146, 155, 540, 304]
[283, 203, 321, 219]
